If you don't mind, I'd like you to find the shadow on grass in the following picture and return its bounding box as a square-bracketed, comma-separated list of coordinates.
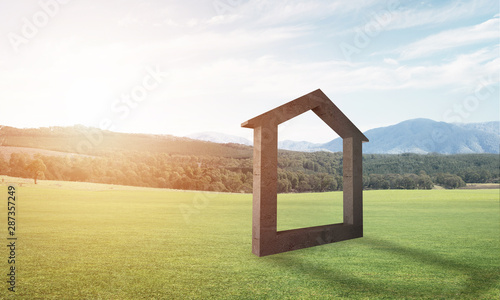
[268, 237, 499, 298]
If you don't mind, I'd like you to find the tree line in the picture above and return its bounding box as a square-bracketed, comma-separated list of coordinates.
[0, 150, 497, 192]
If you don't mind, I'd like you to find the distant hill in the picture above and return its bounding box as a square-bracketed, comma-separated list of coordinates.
[277, 140, 328, 152]
[187, 132, 252, 146]
[185, 133, 331, 152]
[0, 125, 253, 158]
[454, 121, 499, 135]
[284, 119, 500, 154]
[2, 119, 499, 157]
[354, 119, 499, 154]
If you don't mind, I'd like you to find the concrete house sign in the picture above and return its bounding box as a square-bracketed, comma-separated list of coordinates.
[241, 89, 369, 256]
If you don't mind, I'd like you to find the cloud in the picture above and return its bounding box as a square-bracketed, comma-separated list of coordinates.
[395, 46, 499, 89]
[151, 44, 498, 110]
[396, 17, 499, 60]
[331, 46, 498, 91]
[383, 58, 398, 65]
[207, 0, 380, 27]
[384, 0, 496, 30]
[208, 0, 328, 28]
[128, 44, 498, 140]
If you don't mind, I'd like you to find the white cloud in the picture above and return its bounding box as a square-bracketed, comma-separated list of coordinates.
[127, 44, 498, 139]
[396, 17, 499, 60]
[150, 44, 498, 108]
[207, 0, 380, 27]
[384, 0, 496, 30]
[396, 46, 499, 89]
[383, 58, 398, 65]
[338, 46, 497, 91]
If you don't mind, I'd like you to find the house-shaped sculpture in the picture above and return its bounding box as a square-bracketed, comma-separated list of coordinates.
[241, 89, 369, 256]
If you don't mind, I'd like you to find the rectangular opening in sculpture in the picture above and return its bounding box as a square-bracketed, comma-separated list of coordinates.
[277, 192, 343, 231]
[276, 111, 344, 231]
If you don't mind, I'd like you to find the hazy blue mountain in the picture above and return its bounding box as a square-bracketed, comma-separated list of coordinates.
[322, 119, 500, 154]
[454, 121, 499, 135]
[188, 119, 499, 154]
[278, 140, 328, 152]
[186, 132, 252, 145]
[186, 133, 326, 151]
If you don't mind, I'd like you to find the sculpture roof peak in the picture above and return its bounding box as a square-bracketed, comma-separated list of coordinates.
[241, 89, 368, 142]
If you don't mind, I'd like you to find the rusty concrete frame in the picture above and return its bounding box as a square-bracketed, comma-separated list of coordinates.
[241, 89, 369, 257]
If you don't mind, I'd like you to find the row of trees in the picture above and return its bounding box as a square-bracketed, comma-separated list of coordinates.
[364, 172, 434, 190]
[1, 152, 253, 193]
[0, 150, 496, 192]
[1, 152, 344, 193]
[278, 170, 343, 193]
[362, 153, 498, 181]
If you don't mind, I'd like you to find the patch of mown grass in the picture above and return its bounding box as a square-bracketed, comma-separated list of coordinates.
[0, 183, 498, 299]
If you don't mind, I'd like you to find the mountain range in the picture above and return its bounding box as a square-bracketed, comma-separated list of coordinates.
[189, 119, 500, 154]
[187, 132, 252, 146]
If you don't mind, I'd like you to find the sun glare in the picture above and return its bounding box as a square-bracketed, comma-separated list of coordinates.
[63, 78, 114, 126]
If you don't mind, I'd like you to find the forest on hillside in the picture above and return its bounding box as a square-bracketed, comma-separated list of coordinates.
[1, 149, 498, 192]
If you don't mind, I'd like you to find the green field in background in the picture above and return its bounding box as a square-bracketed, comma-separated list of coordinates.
[0, 180, 498, 299]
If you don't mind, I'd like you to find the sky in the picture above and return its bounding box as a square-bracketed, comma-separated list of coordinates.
[0, 0, 498, 143]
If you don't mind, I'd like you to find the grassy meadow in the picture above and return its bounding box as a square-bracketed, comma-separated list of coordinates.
[1, 177, 499, 299]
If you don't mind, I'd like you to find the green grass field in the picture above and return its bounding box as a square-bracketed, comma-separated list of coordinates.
[1, 178, 499, 299]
